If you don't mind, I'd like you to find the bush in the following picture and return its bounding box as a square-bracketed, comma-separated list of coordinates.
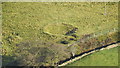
[60, 40, 69, 44]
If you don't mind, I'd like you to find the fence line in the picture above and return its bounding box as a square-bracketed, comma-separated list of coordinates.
[68, 28, 118, 47]
[58, 42, 120, 66]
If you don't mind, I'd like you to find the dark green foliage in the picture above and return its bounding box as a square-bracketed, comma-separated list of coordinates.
[69, 38, 75, 41]
[60, 40, 69, 44]
[65, 28, 78, 35]
[71, 34, 78, 38]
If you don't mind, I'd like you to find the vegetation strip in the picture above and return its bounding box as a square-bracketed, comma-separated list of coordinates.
[58, 41, 120, 66]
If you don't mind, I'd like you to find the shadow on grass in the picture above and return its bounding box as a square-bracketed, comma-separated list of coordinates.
[2, 55, 20, 66]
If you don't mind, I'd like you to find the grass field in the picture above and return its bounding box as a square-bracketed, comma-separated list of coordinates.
[66, 46, 119, 66]
[2, 2, 118, 66]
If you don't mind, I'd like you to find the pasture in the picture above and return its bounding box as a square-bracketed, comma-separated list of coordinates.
[2, 2, 118, 66]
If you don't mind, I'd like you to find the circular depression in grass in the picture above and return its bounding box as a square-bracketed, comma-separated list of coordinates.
[44, 23, 77, 35]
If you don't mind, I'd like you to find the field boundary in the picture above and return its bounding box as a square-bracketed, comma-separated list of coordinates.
[58, 42, 120, 66]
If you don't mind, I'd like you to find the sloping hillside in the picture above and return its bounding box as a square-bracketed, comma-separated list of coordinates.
[2, 2, 118, 66]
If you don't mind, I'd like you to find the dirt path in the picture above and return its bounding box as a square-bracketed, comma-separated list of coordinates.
[58, 42, 120, 66]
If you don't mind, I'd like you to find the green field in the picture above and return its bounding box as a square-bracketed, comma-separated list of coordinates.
[66, 46, 119, 66]
[2, 2, 118, 66]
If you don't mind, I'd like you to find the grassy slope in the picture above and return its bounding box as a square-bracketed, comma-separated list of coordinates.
[66, 46, 119, 66]
[2, 2, 118, 66]
[2, 2, 118, 55]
